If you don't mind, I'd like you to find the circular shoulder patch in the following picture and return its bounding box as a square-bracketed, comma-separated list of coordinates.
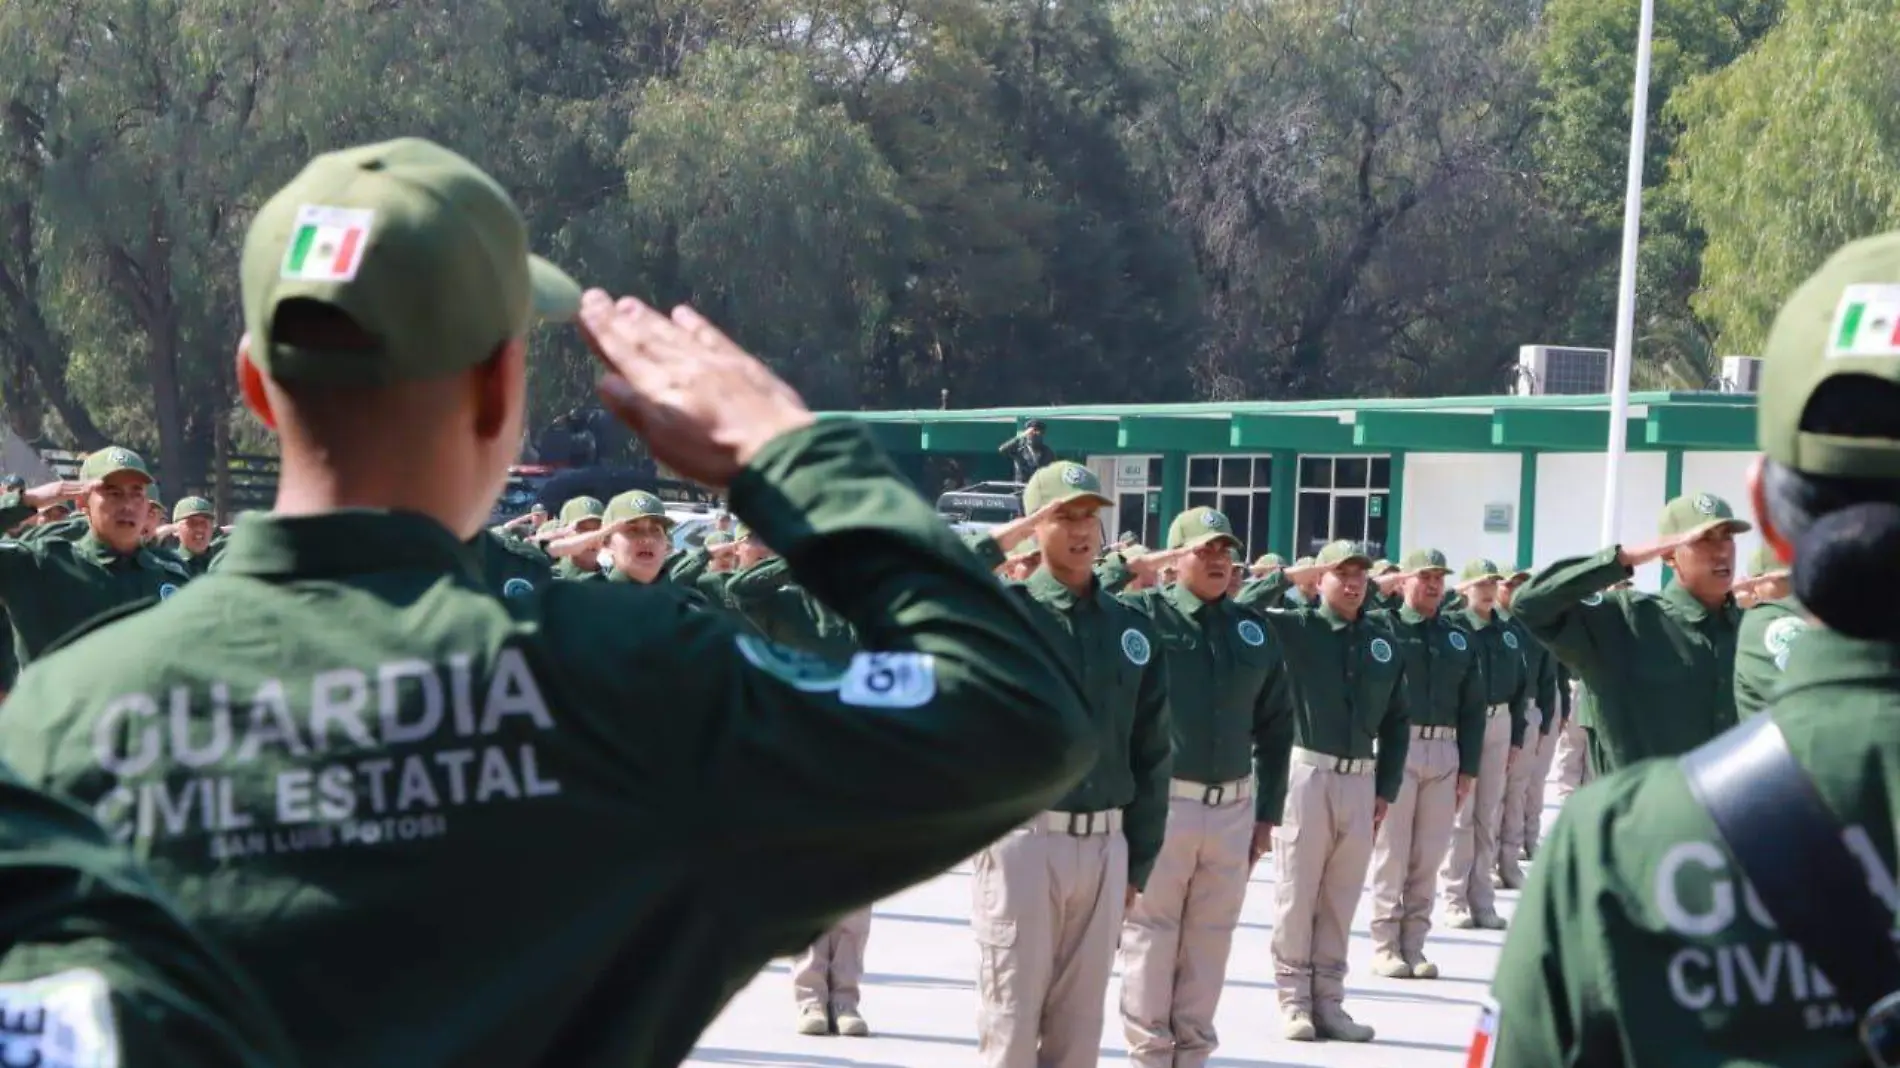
[1502, 630, 1520, 650]
[1581, 592, 1605, 607]
[502, 577, 534, 598]
[157, 583, 178, 600]
[1447, 630, 1468, 652]
[1237, 619, 1266, 647]
[735, 634, 846, 692]
[1369, 637, 1394, 663]
[1121, 627, 1152, 666]
[1763, 616, 1807, 657]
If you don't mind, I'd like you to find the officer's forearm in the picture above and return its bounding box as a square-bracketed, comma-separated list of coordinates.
[1235, 570, 1290, 610]
[1456, 696, 1485, 777]
[1125, 787, 1169, 893]
[1509, 695, 1529, 748]
[962, 532, 1005, 571]
[723, 555, 795, 604]
[1375, 708, 1409, 803]
[1094, 553, 1133, 593]
[0, 493, 35, 533]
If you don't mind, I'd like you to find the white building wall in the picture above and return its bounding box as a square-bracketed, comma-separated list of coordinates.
[1400, 453, 1522, 568]
[1534, 452, 1668, 589]
[1681, 450, 1766, 569]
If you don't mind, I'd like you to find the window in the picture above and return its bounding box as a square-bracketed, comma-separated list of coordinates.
[1295, 455, 1391, 559]
[1108, 455, 1164, 548]
[1186, 454, 1274, 561]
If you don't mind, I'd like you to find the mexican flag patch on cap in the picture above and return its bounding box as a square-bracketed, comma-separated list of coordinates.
[1829, 284, 1900, 358]
[282, 205, 375, 282]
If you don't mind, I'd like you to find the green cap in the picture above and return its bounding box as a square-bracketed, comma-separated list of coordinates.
[79, 446, 153, 484]
[1373, 558, 1399, 575]
[1316, 540, 1372, 568]
[1254, 553, 1285, 569]
[1749, 542, 1784, 577]
[1008, 537, 1042, 560]
[1122, 544, 1150, 559]
[703, 531, 733, 547]
[1022, 461, 1113, 513]
[1399, 548, 1451, 574]
[241, 138, 580, 386]
[602, 489, 674, 528]
[732, 522, 753, 542]
[1658, 492, 1753, 539]
[1760, 231, 1900, 478]
[1294, 555, 1316, 568]
[1460, 558, 1505, 583]
[172, 497, 214, 521]
[1505, 566, 1532, 584]
[559, 496, 605, 525]
[1167, 507, 1241, 551]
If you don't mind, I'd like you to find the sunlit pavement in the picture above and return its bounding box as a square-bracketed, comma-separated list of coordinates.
[685, 783, 1565, 1068]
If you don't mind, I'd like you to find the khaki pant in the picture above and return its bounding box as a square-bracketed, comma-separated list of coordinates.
[1499, 709, 1547, 865]
[1439, 707, 1511, 916]
[1368, 733, 1460, 960]
[974, 814, 1128, 1068]
[1553, 716, 1593, 800]
[791, 907, 872, 1012]
[1271, 751, 1376, 1013]
[1120, 788, 1253, 1068]
[1521, 716, 1561, 847]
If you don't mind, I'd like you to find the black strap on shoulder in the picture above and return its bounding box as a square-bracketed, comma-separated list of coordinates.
[1680, 713, 1900, 1021]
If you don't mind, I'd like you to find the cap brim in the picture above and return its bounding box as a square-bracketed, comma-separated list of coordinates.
[1051, 488, 1114, 509]
[1177, 531, 1242, 552]
[93, 466, 153, 484]
[1411, 565, 1452, 576]
[1690, 517, 1754, 538]
[1505, 570, 1531, 583]
[1327, 553, 1374, 568]
[529, 256, 582, 324]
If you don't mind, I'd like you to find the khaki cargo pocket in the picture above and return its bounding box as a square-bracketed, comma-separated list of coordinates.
[973, 915, 1018, 1005]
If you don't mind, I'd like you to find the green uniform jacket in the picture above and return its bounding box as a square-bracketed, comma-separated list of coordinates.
[1456, 607, 1532, 747]
[726, 555, 859, 660]
[1734, 597, 1810, 719]
[1515, 548, 1741, 772]
[0, 497, 192, 670]
[1117, 582, 1292, 824]
[551, 555, 605, 583]
[1260, 599, 1411, 808]
[1490, 626, 1899, 1066]
[665, 547, 741, 607]
[0, 422, 1098, 1068]
[1008, 567, 1173, 889]
[0, 763, 295, 1067]
[471, 529, 555, 600]
[1501, 609, 1560, 733]
[1383, 606, 1486, 776]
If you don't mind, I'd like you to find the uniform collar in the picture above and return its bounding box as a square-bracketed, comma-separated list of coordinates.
[1315, 602, 1357, 631]
[606, 566, 668, 586]
[215, 510, 479, 581]
[1460, 606, 1497, 631]
[1398, 604, 1437, 626]
[1781, 627, 1900, 692]
[1661, 580, 1738, 625]
[74, 529, 136, 567]
[1165, 579, 1224, 620]
[1027, 565, 1104, 612]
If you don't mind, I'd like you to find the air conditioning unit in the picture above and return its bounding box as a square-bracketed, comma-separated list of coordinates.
[1516, 345, 1612, 396]
[1720, 355, 1763, 393]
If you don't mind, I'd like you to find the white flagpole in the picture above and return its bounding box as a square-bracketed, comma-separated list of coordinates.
[1601, 0, 1657, 545]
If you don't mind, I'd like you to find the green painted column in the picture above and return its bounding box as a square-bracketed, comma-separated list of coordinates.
[1516, 450, 1538, 568]
[1661, 449, 1684, 586]
[1158, 452, 1188, 537]
[1380, 451, 1406, 560]
[1269, 450, 1297, 558]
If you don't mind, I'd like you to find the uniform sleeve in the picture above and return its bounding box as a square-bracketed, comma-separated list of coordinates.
[1557, 660, 1575, 720]
[1373, 660, 1410, 804]
[571, 422, 1096, 951]
[1508, 649, 1531, 749]
[1251, 660, 1295, 825]
[1455, 647, 1486, 778]
[1094, 552, 1133, 594]
[1511, 548, 1633, 679]
[962, 532, 1005, 572]
[1124, 637, 1173, 891]
[1732, 607, 1783, 720]
[1490, 787, 1623, 1067]
[666, 547, 710, 585]
[0, 492, 36, 532]
[1234, 571, 1290, 610]
[1534, 642, 1560, 732]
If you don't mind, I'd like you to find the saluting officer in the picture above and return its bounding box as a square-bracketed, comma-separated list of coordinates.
[1513, 494, 1747, 775]
[472, 521, 554, 601]
[0, 138, 1098, 1068]
[1486, 228, 1900, 1067]
[1439, 559, 1528, 931]
[163, 496, 222, 576]
[0, 448, 192, 669]
[1496, 574, 1559, 882]
[969, 460, 1171, 1068]
[1109, 507, 1290, 1068]
[1733, 541, 1805, 719]
[547, 495, 606, 581]
[1250, 540, 1408, 1042]
[1367, 549, 1482, 979]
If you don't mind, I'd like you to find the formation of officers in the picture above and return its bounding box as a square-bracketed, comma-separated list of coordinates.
[0, 133, 1890, 1068]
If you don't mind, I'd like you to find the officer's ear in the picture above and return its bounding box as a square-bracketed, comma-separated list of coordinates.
[471, 339, 527, 443]
[1746, 454, 1794, 565]
[235, 335, 278, 431]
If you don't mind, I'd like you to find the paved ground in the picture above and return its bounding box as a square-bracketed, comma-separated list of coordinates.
[686, 782, 1566, 1068]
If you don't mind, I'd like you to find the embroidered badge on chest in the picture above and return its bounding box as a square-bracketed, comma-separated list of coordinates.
[1121, 627, 1152, 665]
[1581, 592, 1605, 606]
[1369, 637, 1393, 663]
[1237, 619, 1266, 647]
[158, 583, 178, 600]
[1448, 630, 1468, 652]
[502, 577, 534, 598]
[1502, 630, 1520, 650]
